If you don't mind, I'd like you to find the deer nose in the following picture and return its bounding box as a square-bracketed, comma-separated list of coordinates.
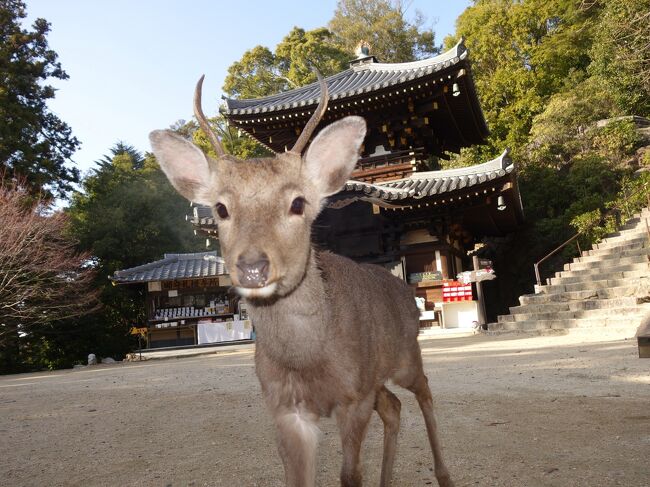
[236, 252, 270, 288]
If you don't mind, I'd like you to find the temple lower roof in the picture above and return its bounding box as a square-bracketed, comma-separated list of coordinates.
[333, 150, 514, 208]
[189, 150, 522, 228]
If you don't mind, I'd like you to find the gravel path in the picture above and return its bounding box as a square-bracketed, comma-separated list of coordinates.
[1, 333, 648, 487]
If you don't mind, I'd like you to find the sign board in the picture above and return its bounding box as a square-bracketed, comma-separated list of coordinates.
[457, 269, 496, 284]
[408, 271, 443, 284]
[147, 281, 162, 292]
[129, 327, 148, 337]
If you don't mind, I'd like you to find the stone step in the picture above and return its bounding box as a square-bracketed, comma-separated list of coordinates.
[576, 245, 650, 264]
[614, 217, 650, 233]
[599, 227, 649, 245]
[614, 220, 650, 235]
[556, 261, 650, 279]
[495, 208, 650, 338]
[593, 235, 648, 251]
[498, 303, 650, 323]
[490, 314, 646, 333]
[486, 326, 638, 339]
[567, 250, 650, 270]
[548, 267, 649, 285]
[536, 276, 650, 296]
[509, 296, 645, 315]
[582, 239, 647, 258]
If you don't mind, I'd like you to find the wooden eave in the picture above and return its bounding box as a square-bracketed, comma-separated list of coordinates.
[221, 40, 488, 158]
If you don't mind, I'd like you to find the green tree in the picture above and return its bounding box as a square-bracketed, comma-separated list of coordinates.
[222, 45, 286, 99]
[66, 144, 205, 363]
[590, 0, 650, 116]
[223, 27, 349, 99]
[328, 0, 438, 62]
[171, 118, 272, 161]
[444, 0, 601, 164]
[0, 0, 80, 198]
[275, 27, 348, 86]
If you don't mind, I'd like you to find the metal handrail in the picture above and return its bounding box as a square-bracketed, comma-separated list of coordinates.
[534, 233, 582, 287]
[533, 181, 650, 288]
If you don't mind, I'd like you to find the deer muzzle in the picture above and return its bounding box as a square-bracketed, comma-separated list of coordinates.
[236, 252, 270, 288]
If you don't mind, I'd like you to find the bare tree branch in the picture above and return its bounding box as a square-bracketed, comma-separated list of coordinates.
[0, 179, 100, 348]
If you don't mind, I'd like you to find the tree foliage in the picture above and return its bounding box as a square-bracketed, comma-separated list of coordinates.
[190, 116, 272, 160]
[222, 45, 286, 99]
[0, 0, 80, 198]
[64, 144, 205, 366]
[328, 0, 437, 62]
[223, 27, 349, 99]
[276, 27, 350, 87]
[444, 0, 601, 165]
[590, 0, 650, 116]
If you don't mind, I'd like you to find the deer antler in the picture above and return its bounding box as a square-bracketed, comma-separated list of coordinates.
[290, 68, 329, 155]
[194, 75, 226, 158]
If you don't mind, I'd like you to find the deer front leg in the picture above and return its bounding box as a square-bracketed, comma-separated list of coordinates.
[375, 385, 401, 487]
[336, 393, 376, 487]
[274, 407, 320, 487]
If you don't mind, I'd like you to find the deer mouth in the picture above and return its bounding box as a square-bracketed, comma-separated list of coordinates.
[235, 281, 278, 299]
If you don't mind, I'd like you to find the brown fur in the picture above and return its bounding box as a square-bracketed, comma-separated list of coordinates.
[150, 116, 454, 487]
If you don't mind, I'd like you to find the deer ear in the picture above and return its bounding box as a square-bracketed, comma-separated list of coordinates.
[304, 116, 366, 196]
[149, 129, 215, 205]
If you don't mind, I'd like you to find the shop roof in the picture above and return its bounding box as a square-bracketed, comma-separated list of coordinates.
[111, 252, 226, 284]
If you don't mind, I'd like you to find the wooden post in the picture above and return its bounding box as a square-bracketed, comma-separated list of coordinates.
[473, 255, 487, 326]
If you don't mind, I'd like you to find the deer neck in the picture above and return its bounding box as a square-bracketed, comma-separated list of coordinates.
[247, 249, 328, 368]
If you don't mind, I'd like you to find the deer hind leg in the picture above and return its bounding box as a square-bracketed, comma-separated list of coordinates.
[275, 408, 320, 487]
[335, 393, 376, 487]
[407, 373, 454, 487]
[375, 385, 401, 487]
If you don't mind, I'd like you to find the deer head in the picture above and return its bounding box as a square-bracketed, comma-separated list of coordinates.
[150, 73, 366, 300]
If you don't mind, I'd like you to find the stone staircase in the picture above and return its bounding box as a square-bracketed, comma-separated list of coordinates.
[489, 208, 650, 336]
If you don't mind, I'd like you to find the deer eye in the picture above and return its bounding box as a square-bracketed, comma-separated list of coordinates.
[215, 203, 229, 219]
[290, 197, 306, 216]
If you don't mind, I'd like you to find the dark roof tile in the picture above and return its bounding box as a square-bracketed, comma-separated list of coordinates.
[336, 150, 513, 206]
[223, 40, 468, 115]
[111, 251, 226, 284]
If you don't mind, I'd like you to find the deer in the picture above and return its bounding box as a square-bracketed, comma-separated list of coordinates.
[149, 72, 455, 487]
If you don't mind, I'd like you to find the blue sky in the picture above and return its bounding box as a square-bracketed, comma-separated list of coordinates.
[25, 0, 471, 176]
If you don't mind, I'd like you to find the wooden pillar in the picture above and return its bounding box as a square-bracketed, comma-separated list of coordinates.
[439, 251, 449, 279]
[473, 255, 487, 326]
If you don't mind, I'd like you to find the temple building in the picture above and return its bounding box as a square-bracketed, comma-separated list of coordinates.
[194, 40, 524, 326]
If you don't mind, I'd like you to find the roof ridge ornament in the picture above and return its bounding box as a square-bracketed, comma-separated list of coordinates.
[350, 40, 378, 67]
[355, 40, 371, 58]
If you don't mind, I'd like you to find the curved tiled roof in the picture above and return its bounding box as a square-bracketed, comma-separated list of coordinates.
[111, 252, 226, 283]
[223, 40, 468, 115]
[337, 150, 513, 204]
[188, 150, 514, 224]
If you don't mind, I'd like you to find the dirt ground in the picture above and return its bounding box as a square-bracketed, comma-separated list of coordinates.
[1, 332, 648, 487]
